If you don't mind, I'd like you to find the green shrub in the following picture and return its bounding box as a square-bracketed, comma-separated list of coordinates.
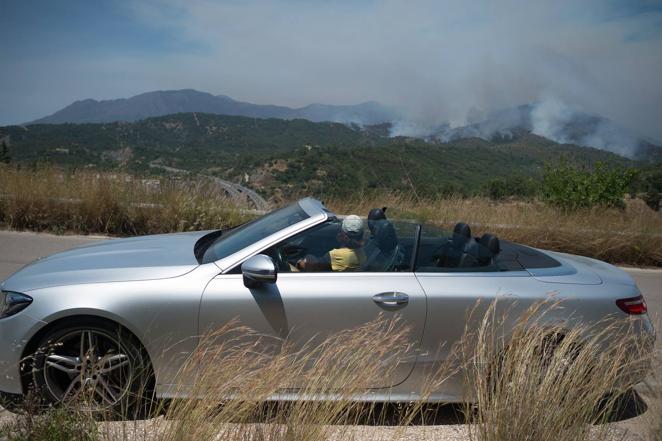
[0, 405, 98, 441]
[540, 161, 637, 210]
[484, 176, 536, 200]
[636, 168, 662, 211]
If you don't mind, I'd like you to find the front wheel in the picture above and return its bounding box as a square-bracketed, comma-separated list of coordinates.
[30, 321, 154, 418]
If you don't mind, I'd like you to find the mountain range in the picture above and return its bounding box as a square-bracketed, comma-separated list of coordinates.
[29, 89, 661, 161]
[31, 89, 398, 126]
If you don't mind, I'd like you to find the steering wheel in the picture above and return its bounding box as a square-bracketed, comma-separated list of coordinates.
[274, 247, 291, 271]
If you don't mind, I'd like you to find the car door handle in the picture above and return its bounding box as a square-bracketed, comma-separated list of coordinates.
[372, 292, 409, 308]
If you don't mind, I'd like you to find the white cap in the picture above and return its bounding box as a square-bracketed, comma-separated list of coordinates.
[341, 215, 364, 237]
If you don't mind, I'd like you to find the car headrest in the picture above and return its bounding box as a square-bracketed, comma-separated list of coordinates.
[479, 234, 500, 255]
[368, 207, 387, 221]
[371, 219, 398, 253]
[368, 207, 388, 234]
[453, 222, 471, 238]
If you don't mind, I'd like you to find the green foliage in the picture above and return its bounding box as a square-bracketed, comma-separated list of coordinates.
[636, 168, 662, 211]
[540, 161, 638, 210]
[0, 113, 641, 198]
[0, 140, 10, 164]
[484, 176, 537, 200]
[0, 405, 98, 441]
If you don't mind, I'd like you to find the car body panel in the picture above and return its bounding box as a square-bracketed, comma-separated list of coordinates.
[0, 263, 222, 396]
[527, 251, 603, 285]
[200, 272, 427, 389]
[1, 231, 208, 292]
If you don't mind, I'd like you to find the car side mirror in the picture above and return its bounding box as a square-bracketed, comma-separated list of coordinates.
[241, 254, 278, 289]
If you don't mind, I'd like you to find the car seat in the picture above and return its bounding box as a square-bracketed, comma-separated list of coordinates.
[461, 233, 501, 267]
[434, 222, 472, 267]
[362, 219, 402, 271]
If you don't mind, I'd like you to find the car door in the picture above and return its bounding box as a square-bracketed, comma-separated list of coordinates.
[412, 223, 533, 375]
[199, 218, 427, 389]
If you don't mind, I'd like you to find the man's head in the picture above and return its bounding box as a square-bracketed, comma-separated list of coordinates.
[340, 215, 364, 244]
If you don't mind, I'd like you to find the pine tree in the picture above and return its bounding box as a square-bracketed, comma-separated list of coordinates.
[0, 140, 10, 164]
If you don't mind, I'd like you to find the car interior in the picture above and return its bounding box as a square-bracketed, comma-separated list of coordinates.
[264, 214, 510, 273]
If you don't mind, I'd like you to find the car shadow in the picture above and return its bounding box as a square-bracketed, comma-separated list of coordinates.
[249, 284, 290, 339]
[600, 388, 648, 423]
[129, 388, 652, 426]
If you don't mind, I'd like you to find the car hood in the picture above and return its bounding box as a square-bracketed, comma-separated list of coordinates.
[1, 231, 212, 292]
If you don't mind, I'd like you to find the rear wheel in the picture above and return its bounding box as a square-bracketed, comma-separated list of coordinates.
[30, 321, 154, 418]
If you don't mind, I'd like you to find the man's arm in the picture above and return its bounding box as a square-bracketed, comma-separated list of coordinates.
[296, 253, 332, 271]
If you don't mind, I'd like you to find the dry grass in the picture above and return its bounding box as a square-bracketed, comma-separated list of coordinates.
[153, 317, 451, 441]
[2, 301, 656, 441]
[634, 350, 662, 441]
[326, 193, 662, 267]
[1, 166, 660, 265]
[0, 166, 250, 236]
[459, 300, 653, 441]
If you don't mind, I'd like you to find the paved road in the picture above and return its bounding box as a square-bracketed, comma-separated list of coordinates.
[148, 163, 270, 211]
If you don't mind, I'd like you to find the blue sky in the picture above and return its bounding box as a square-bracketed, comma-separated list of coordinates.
[1, 0, 661, 140]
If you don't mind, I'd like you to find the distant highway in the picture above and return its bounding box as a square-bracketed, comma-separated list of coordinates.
[149, 163, 270, 212]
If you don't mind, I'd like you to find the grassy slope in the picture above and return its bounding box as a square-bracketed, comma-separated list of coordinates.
[0, 167, 659, 266]
[0, 113, 636, 196]
[256, 133, 632, 198]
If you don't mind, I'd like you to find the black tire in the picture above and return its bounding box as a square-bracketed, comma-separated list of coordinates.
[29, 320, 155, 419]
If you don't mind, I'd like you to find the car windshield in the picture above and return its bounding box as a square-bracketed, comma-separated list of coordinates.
[201, 202, 310, 264]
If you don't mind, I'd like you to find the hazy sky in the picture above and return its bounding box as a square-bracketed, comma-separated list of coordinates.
[1, 0, 661, 140]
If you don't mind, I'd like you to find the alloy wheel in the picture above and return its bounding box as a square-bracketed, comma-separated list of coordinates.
[41, 329, 133, 409]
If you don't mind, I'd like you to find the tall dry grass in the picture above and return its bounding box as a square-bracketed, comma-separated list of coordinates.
[326, 193, 662, 266]
[1, 166, 660, 265]
[153, 316, 452, 441]
[0, 166, 250, 236]
[2, 301, 655, 441]
[460, 300, 653, 441]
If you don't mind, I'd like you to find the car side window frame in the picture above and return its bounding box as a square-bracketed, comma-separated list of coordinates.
[409, 224, 422, 272]
[216, 209, 328, 274]
[227, 218, 420, 275]
[413, 223, 507, 274]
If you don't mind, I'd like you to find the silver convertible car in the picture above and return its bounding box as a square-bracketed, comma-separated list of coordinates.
[0, 198, 655, 412]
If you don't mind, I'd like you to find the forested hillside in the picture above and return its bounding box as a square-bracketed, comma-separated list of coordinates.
[0, 112, 647, 197]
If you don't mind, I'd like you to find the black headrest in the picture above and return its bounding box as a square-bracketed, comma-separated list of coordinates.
[479, 234, 500, 255]
[368, 207, 387, 221]
[368, 207, 387, 233]
[453, 222, 471, 238]
[371, 219, 398, 252]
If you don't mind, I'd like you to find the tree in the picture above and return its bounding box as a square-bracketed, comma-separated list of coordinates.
[0, 140, 10, 164]
[541, 161, 637, 210]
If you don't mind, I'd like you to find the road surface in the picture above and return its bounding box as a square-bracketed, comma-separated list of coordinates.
[149, 163, 270, 212]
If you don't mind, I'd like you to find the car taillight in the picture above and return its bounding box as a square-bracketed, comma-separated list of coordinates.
[616, 295, 648, 315]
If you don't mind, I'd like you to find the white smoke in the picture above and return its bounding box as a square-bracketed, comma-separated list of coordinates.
[530, 96, 643, 157]
[386, 95, 650, 158]
[388, 120, 441, 138]
[530, 96, 575, 143]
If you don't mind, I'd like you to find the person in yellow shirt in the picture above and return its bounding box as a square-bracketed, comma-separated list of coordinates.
[296, 215, 366, 272]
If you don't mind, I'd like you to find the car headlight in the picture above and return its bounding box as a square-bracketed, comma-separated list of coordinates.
[0, 291, 33, 319]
